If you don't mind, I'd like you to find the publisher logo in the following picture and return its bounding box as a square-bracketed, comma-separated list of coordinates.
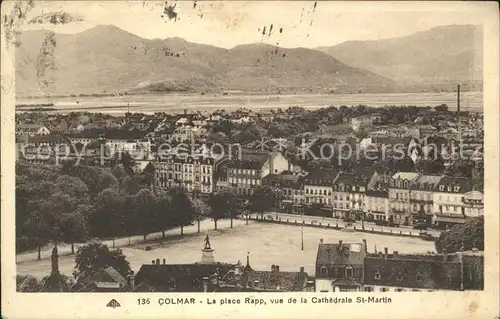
[106, 299, 121, 308]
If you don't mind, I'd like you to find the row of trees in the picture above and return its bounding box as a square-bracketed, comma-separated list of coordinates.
[17, 160, 277, 259]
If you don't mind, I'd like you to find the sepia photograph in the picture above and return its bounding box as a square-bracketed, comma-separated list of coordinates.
[1, 1, 499, 318]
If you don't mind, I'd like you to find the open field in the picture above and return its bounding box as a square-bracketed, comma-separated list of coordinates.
[15, 92, 483, 115]
[17, 218, 436, 279]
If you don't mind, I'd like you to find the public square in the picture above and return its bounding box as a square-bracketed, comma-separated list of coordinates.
[17, 218, 436, 279]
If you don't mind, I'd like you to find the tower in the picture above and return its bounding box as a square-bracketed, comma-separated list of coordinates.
[201, 235, 215, 264]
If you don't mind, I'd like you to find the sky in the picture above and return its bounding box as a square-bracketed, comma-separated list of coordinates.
[13, 1, 486, 48]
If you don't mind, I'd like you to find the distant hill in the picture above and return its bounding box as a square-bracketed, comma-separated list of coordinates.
[15, 25, 394, 97]
[317, 25, 483, 90]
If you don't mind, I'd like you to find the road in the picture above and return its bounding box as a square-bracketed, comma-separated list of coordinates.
[261, 212, 442, 237]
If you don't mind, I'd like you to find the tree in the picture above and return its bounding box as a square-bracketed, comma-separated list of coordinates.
[74, 241, 132, 279]
[55, 175, 89, 201]
[23, 210, 51, 260]
[155, 191, 171, 239]
[249, 186, 275, 219]
[207, 192, 236, 230]
[130, 189, 157, 240]
[17, 275, 43, 292]
[434, 104, 448, 113]
[415, 157, 445, 175]
[95, 171, 119, 195]
[435, 217, 484, 253]
[59, 211, 88, 254]
[169, 187, 197, 236]
[91, 188, 125, 247]
[111, 164, 128, 183]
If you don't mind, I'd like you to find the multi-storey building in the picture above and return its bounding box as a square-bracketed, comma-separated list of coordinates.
[315, 240, 368, 292]
[364, 189, 389, 221]
[262, 172, 304, 214]
[316, 241, 484, 293]
[363, 250, 483, 292]
[332, 175, 351, 220]
[409, 175, 442, 226]
[155, 155, 216, 194]
[432, 177, 483, 228]
[225, 151, 290, 197]
[388, 172, 420, 226]
[304, 168, 339, 209]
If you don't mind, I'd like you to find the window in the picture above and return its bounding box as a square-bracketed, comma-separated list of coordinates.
[320, 266, 328, 277]
[345, 266, 353, 278]
[395, 288, 404, 292]
[396, 272, 404, 282]
[374, 271, 381, 281]
[364, 287, 374, 292]
[380, 287, 389, 292]
[416, 272, 423, 282]
[439, 185, 444, 191]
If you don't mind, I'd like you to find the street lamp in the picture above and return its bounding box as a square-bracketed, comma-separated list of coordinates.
[301, 221, 304, 251]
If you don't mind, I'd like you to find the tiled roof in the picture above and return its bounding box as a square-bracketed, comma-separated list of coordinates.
[304, 168, 340, 186]
[227, 151, 270, 170]
[72, 267, 128, 292]
[28, 134, 71, 145]
[237, 270, 308, 292]
[365, 190, 389, 198]
[392, 172, 420, 181]
[334, 170, 374, 187]
[436, 177, 483, 193]
[363, 257, 461, 290]
[316, 242, 366, 266]
[410, 175, 443, 190]
[134, 263, 235, 292]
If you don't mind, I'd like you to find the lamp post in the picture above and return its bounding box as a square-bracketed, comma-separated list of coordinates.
[301, 221, 304, 251]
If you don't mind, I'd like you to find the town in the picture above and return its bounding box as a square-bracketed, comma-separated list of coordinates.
[15, 89, 484, 293]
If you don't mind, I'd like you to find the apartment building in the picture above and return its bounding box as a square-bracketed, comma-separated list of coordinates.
[155, 155, 216, 194]
[388, 172, 420, 226]
[432, 177, 484, 228]
[304, 168, 340, 208]
[225, 151, 290, 197]
[409, 175, 443, 226]
[364, 190, 389, 221]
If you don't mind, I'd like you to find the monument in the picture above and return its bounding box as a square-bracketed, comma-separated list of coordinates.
[201, 235, 215, 264]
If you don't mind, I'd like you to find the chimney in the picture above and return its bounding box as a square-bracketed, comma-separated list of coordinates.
[163, 258, 166, 265]
[151, 260, 155, 265]
[300, 267, 304, 273]
[156, 258, 160, 265]
[320, 238, 323, 244]
[202, 277, 209, 292]
[271, 265, 276, 272]
[384, 247, 388, 260]
[269, 152, 275, 175]
[276, 265, 280, 272]
[339, 240, 343, 247]
[362, 239, 367, 253]
[393, 251, 398, 258]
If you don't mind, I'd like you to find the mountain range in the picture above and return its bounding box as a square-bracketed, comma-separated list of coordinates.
[317, 25, 482, 87]
[15, 24, 482, 97]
